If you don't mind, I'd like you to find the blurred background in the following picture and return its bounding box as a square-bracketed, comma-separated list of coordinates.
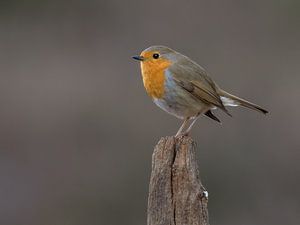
[0, 0, 299, 224]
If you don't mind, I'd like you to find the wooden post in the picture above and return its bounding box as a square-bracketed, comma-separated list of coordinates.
[147, 136, 209, 225]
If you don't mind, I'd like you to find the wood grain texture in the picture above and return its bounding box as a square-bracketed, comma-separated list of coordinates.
[147, 136, 209, 225]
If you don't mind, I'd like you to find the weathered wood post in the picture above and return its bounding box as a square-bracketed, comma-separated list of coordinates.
[147, 136, 209, 225]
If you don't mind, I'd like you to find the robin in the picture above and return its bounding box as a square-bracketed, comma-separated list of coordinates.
[132, 46, 268, 137]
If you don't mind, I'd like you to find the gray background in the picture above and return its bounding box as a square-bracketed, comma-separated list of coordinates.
[0, 0, 299, 225]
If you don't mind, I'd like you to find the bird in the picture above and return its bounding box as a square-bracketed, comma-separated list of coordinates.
[132, 46, 268, 137]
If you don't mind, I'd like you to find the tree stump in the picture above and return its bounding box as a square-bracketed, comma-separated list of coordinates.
[147, 136, 209, 225]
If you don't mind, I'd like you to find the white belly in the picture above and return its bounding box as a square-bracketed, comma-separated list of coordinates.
[153, 97, 209, 120]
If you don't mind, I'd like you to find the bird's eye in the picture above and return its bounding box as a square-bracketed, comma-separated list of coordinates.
[153, 53, 159, 59]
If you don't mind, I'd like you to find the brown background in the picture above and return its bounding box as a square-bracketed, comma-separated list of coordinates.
[0, 1, 299, 225]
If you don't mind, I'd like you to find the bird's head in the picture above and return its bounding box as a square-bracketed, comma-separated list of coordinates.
[132, 46, 178, 72]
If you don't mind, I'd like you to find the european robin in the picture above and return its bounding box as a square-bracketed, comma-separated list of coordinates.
[133, 46, 268, 137]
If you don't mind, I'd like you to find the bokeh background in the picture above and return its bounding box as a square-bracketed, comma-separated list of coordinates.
[0, 0, 299, 225]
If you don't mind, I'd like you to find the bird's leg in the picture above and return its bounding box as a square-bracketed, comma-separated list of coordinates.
[175, 117, 190, 137]
[183, 108, 210, 136]
[182, 116, 199, 136]
[182, 110, 204, 136]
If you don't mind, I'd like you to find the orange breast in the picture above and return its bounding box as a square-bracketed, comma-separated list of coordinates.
[141, 59, 171, 99]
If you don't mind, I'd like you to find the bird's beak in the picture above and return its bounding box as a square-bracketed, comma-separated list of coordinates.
[132, 55, 144, 61]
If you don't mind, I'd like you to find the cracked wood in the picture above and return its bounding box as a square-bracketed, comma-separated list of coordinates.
[147, 136, 209, 225]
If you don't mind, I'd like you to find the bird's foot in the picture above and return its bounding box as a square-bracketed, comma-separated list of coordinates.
[175, 131, 191, 138]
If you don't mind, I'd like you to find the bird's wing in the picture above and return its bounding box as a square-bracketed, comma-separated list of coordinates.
[204, 110, 221, 123]
[168, 57, 231, 116]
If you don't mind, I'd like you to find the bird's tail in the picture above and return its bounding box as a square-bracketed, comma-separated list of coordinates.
[218, 89, 268, 114]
